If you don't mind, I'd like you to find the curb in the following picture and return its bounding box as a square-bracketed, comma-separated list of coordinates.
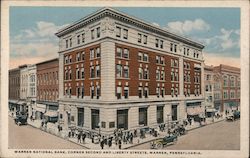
[123, 137, 163, 149]
[186, 119, 225, 132]
[26, 121, 90, 149]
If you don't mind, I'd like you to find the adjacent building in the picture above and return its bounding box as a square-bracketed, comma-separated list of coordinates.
[35, 58, 59, 123]
[55, 8, 205, 135]
[9, 67, 21, 114]
[19, 65, 29, 113]
[214, 64, 240, 113]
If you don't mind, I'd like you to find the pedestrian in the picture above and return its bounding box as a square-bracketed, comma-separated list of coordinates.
[68, 131, 71, 138]
[130, 133, 133, 144]
[82, 132, 86, 143]
[77, 131, 82, 143]
[134, 129, 137, 137]
[100, 140, 104, 149]
[91, 135, 94, 143]
[118, 139, 122, 149]
[108, 138, 112, 147]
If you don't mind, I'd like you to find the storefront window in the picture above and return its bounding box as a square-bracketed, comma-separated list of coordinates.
[157, 106, 164, 123]
[91, 109, 99, 129]
[77, 108, 84, 127]
[139, 107, 148, 126]
[117, 109, 128, 130]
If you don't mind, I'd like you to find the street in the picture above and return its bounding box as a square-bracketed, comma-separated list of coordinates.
[8, 117, 86, 149]
[131, 120, 240, 150]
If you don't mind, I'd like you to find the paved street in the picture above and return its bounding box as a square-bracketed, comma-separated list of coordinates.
[131, 120, 240, 150]
[8, 117, 86, 149]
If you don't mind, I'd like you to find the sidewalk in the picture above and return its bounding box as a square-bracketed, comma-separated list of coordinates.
[26, 117, 225, 150]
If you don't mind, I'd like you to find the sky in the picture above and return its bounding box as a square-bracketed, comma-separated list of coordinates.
[9, 7, 240, 69]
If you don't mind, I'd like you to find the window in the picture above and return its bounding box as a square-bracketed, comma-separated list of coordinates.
[82, 33, 85, 43]
[230, 77, 235, 87]
[144, 68, 149, 79]
[161, 71, 165, 80]
[116, 26, 121, 37]
[76, 53, 80, 61]
[193, 53, 196, 58]
[91, 29, 95, 40]
[143, 35, 147, 44]
[64, 55, 68, 63]
[81, 68, 85, 79]
[155, 39, 159, 47]
[81, 86, 84, 98]
[223, 76, 228, 87]
[160, 40, 163, 49]
[77, 35, 80, 44]
[96, 86, 100, 99]
[157, 106, 164, 123]
[91, 86, 95, 99]
[70, 38, 72, 47]
[90, 49, 95, 59]
[184, 48, 186, 55]
[123, 49, 129, 59]
[138, 87, 142, 98]
[138, 52, 143, 61]
[139, 67, 143, 79]
[156, 87, 160, 98]
[96, 48, 101, 58]
[116, 64, 122, 78]
[156, 56, 160, 64]
[156, 70, 160, 80]
[139, 108, 147, 126]
[170, 43, 173, 52]
[66, 40, 68, 48]
[138, 33, 142, 43]
[161, 88, 164, 97]
[96, 65, 100, 78]
[69, 70, 72, 80]
[96, 27, 100, 38]
[116, 86, 121, 99]
[90, 66, 95, 78]
[76, 87, 80, 98]
[124, 66, 129, 78]
[230, 91, 235, 99]
[117, 47, 122, 58]
[174, 44, 177, 52]
[143, 54, 148, 62]
[77, 108, 84, 127]
[144, 87, 149, 98]
[76, 68, 80, 79]
[124, 87, 129, 99]
[160, 57, 164, 65]
[123, 29, 128, 39]
[223, 91, 228, 99]
[81, 52, 85, 60]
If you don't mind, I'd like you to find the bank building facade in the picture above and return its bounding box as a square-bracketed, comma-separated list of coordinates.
[55, 7, 205, 135]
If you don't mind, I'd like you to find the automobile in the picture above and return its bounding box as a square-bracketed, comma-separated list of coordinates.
[14, 112, 28, 126]
[174, 125, 187, 136]
[150, 134, 178, 149]
[226, 111, 240, 121]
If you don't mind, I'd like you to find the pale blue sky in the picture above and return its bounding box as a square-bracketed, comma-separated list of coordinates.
[9, 7, 240, 68]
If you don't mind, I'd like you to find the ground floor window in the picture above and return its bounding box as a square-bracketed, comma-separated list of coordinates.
[157, 106, 164, 123]
[171, 105, 178, 121]
[77, 108, 84, 127]
[139, 107, 148, 126]
[91, 109, 100, 129]
[117, 109, 128, 130]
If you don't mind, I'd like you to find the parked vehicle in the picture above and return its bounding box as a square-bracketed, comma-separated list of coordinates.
[14, 112, 28, 126]
[150, 134, 178, 149]
[174, 125, 187, 136]
[226, 111, 240, 121]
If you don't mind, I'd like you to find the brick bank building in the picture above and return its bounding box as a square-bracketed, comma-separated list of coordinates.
[55, 8, 205, 135]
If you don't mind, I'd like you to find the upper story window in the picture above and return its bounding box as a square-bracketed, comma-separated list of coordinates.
[138, 33, 142, 43]
[82, 33, 85, 43]
[143, 35, 147, 44]
[155, 39, 159, 47]
[76, 52, 80, 62]
[96, 65, 100, 78]
[171, 59, 178, 67]
[170, 43, 177, 52]
[143, 54, 149, 62]
[91, 29, 95, 40]
[90, 49, 95, 60]
[96, 48, 101, 58]
[66, 40, 68, 48]
[123, 49, 129, 59]
[81, 52, 85, 60]
[223, 76, 228, 87]
[69, 38, 72, 47]
[156, 39, 163, 48]
[77, 35, 80, 45]
[96, 27, 100, 38]
[160, 40, 163, 49]
[156, 56, 165, 65]
[117, 47, 122, 58]
[123, 29, 128, 39]
[116, 26, 121, 37]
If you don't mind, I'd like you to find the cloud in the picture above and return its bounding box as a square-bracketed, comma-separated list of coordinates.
[204, 52, 240, 68]
[196, 28, 240, 55]
[152, 22, 160, 27]
[9, 21, 67, 69]
[166, 18, 210, 35]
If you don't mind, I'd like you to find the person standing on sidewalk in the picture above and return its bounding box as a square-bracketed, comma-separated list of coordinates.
[82, 132, 86, 143]
[100, 140, 104, 149]
[118, 138, 122, 149]
[77, 131, 82, 143]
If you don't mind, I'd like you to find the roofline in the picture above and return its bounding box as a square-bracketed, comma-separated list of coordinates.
[36, 58, 59, 65]
[55, 7, 204, 49]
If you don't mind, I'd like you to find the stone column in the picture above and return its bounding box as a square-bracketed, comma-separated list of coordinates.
[179, 57, 184, 96]
[100, 40, 116, 101]
[58, 53, 64, 99]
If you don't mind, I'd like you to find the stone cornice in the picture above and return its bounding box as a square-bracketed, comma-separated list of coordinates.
[55, 7, 205, 49]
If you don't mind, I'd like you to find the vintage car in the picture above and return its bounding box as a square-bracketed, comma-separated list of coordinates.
[226, 111, 240, 121]
[14, 112, 28, 126]
[150, 135, 178, 149]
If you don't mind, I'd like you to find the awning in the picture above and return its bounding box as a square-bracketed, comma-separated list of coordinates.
[36, 103, 46, 109]
[228, 102, 237, 107]
[206, 108, 217, 113]
[44, 111, 58, 117]
[17, 101, 26, 105]
[9, 100, 18, 104]
[187, 106, 205, 115]
[33, 106, 46, 113]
